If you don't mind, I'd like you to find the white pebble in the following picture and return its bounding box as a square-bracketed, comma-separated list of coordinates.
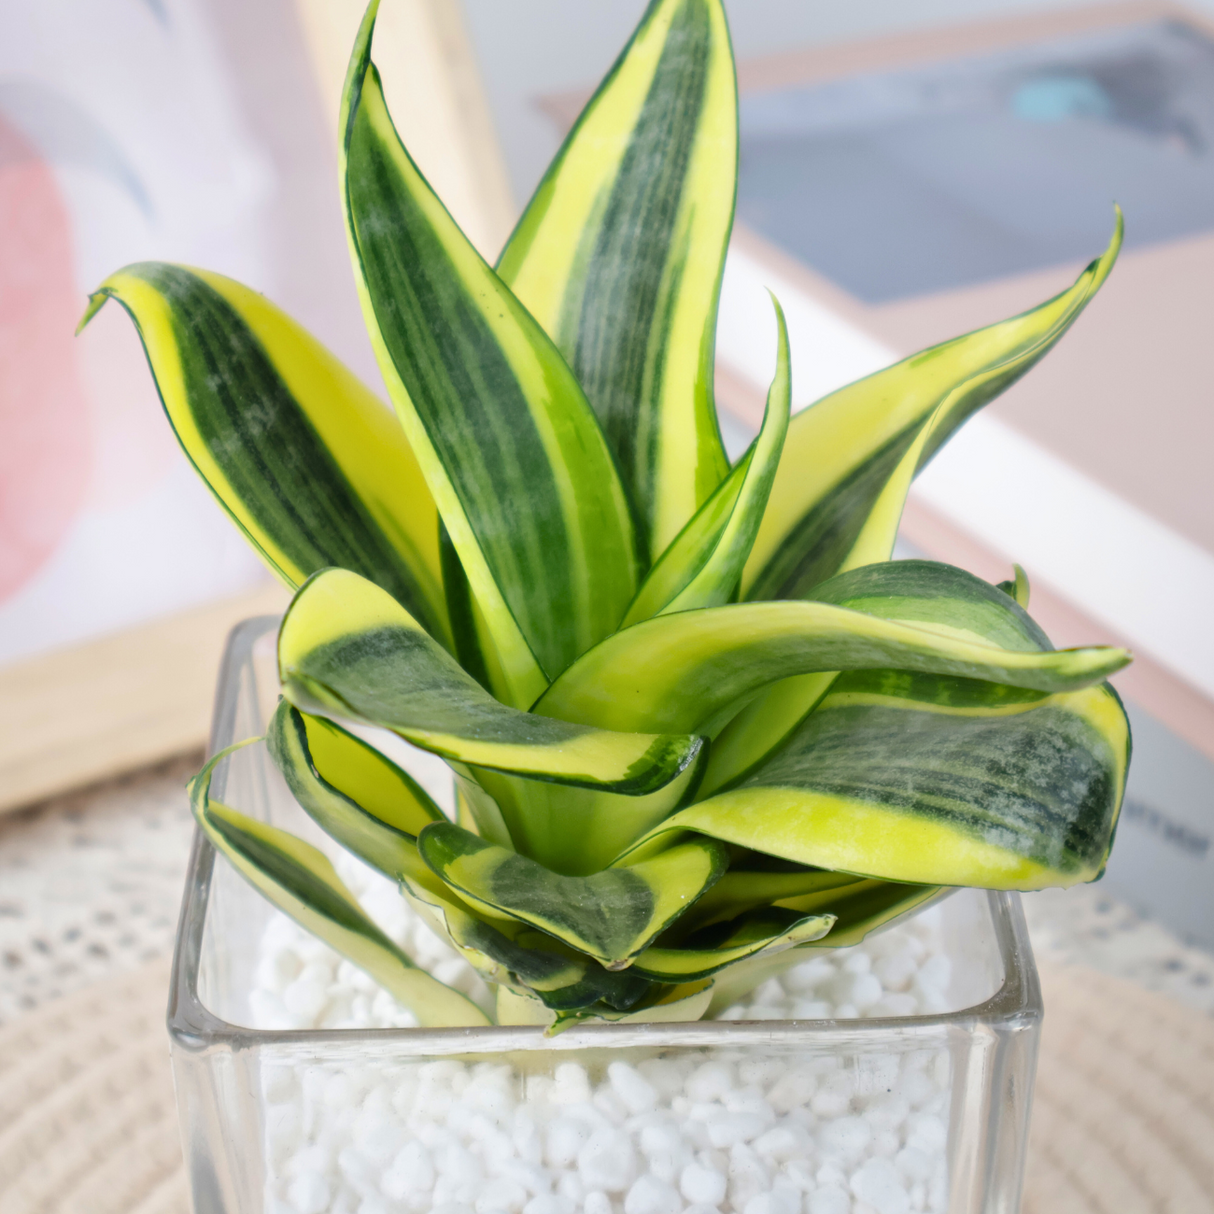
[546, 1120, 593, 1170]
[808, 1186, 852, 1214]
[584, 1191, 613, 1214]
[812, 1073, 856, 1119]
[728, 1143, 770, 1209]
[708, 1113, 769, 1148]
[753, 1125, 806, 1161]
[867, 995, 918, 1019]
[246, 865, 955, 1214]
[782, 958, 835, 993]
[552, 1064, 592, 1105]
[873, 954, 917, 992]
[687, 1063, 734, 1103]
[863, 1098, 909, 1133]
[680, 1162, 727, 1205]
[904, 1115, 947, 1156]
[523, 1197, 573, 1214]
[282, 976, 328, 1019]
[288, 1172, 332, 1214]
[768, 1068, 817, 1114]
[894, 1147, 932, 1184]
[818, 1117, 872, 1165]
[611, 1063, 660, 1114]
[578, 1129, 637, 1192]
[476, 1180, 528, 1214]
[625, 1174, 682, 1214]
[850, 1158, 910, 1214]
[847, 974, 884, 1011]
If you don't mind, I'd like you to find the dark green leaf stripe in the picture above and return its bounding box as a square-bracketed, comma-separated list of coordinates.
[81, 263, 449, 643]
[418, 821, 728, 967]
[536, 598, 1129, 736]
[188, 744, 488, 1027]
[342, 3, 638, 704]
[622, 296, 790, 625]
[628, 677, 1131, 889]
[265, 700, 442, 879]
[743, 216, 1122, 601]
[498, 0, 736, 557]
[279, 569, 702, 794]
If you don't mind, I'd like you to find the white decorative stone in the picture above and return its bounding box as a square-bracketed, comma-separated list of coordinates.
[247, 854, 957, 1214]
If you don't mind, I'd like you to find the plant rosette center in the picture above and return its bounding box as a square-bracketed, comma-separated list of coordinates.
[88, 0, 1130, 1034]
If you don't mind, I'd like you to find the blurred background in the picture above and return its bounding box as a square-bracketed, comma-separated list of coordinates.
[2, 1, 1213, 1209]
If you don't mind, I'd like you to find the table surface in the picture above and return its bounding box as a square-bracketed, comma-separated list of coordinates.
[2, 753, 1213, 1026]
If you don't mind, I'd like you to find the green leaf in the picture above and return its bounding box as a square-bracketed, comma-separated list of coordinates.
[188, 745, 488, 1028]
[278, 568, 702, 794]
[742, 215, 1122, 602]
[674, 863, 866, 933]
[536, 597, 1129, 737]
[699, 559, 1055, 795]
[631, 907, 835, 982]
[997, 564, 1032, 609]
[80, 264, 449, 645]
[654, 562, 1130, 890]
[397, 860, 654, 1012]
[265, 700, 442, 879]
[417, 821, 728, 968]
[497, 0, 736, 557]
[622, 295, 790, 626]
[705, 883, 944, 1014]
[341, 2, 639, 704]
[624, 675, 1131, 889]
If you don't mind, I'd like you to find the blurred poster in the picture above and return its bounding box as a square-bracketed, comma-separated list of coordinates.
[0, 1, 285, 667]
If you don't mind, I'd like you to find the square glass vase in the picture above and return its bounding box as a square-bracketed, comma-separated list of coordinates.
[169, 617, 1043, 1214]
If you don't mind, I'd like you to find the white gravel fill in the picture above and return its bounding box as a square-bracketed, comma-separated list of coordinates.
[252, 858, 953, 1214]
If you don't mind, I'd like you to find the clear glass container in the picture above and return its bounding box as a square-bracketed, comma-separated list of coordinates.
[169, 618, 1043, 1214]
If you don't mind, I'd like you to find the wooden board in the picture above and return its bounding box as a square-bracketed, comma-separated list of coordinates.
[0, 583, 291, 816]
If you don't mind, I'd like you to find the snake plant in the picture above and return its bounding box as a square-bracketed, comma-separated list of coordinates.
[82, 0, 1131, 1030]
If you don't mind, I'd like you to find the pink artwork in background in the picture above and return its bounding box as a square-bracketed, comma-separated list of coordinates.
[0, 112, 91, 603]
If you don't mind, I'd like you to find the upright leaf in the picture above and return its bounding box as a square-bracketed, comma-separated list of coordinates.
[743, 216, 1122, 601]
[497, 0, 737, 557]
[80, 264, 448, 644]
[341, 2, 639, 704]
[622, 296, 790, 625]
[188, 745, 487, 1028]
[279, 569, 702, 794]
